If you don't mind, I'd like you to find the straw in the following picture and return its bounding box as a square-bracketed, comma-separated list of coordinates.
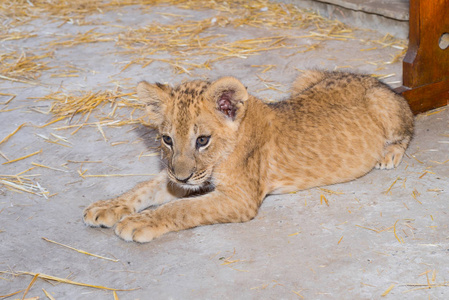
[0, 173, 49, 198]
[16, 271, 138, 292]
[0, 51, 53, 81]
[384, 177, 400, 194]
[42, 237, 119, 262]
[113, 291, 120, 300]
[83, 173, 157, 178]
[21, 273, 39, 300]
[320, 194, 329, 206]
[0, 123, 26, 146]
[42, 288, 56, 300]
[31, 162, 68, 172]
[393, 220, 403, 243]
[0, 290, 23, 298]
[2, 150, 42, 165]
[381, 284, 395, 297]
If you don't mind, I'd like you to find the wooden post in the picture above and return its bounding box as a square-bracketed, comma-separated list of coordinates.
[396, 0, 449, 114]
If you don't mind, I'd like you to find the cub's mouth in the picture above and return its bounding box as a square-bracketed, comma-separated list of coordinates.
[167, 168, 213, 191]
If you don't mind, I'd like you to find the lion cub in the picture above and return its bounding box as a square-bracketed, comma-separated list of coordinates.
[83, 71, 414, 242]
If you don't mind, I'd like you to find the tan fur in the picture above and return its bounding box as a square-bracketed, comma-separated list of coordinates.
[83, 71, 414, 243]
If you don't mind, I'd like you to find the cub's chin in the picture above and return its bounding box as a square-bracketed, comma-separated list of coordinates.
[171, 179, 215, 197]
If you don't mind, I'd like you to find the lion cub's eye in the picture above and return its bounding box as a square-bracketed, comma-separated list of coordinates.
[162, 135, 173, 146]
[196, 136, 211, 148]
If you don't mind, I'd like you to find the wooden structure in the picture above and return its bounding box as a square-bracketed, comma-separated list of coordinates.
[396, 0, 449, 114]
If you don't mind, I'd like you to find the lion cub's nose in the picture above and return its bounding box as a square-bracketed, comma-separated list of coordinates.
[172, 154, 195, 183]
[175, 173, 193, 183]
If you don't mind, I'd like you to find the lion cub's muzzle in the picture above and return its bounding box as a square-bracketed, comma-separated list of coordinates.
[175, 172, 193, 183]
[167, 167, 212, 189]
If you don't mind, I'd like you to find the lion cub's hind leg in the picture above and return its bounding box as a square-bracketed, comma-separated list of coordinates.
[368, 86, 414, 170]
[375, 137, 411, 170]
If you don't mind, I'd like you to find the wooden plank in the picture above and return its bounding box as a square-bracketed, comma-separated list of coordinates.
[396, 80, 449, 114]
[398, 0, 449, 114]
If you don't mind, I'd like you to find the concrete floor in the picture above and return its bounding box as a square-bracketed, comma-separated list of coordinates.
[282, 0, 409, 38]
[1, 1, 448, 299]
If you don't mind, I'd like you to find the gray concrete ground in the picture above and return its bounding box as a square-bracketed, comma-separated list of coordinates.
[1, 1, 448, 299]
[281, 0, 409, 38]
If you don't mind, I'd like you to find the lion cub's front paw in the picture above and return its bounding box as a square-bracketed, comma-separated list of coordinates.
[83, 199, 135, 228]
[114, 212, 166, 243]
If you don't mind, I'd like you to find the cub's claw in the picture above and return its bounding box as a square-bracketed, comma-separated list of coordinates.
[83, 200, 134, 228]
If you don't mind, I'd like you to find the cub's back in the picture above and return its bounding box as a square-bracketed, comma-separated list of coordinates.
[290, 71, 382, 111]
[265, 71, 412, 192]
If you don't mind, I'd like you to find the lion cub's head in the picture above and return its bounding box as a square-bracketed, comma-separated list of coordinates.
[137, 77, 249, 190]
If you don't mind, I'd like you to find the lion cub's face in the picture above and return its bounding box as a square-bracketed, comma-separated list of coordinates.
[137, 77, 249, 190]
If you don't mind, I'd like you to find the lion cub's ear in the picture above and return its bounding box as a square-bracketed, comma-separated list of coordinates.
[137, 81, 171, 126]
[208, 77, 249, 121]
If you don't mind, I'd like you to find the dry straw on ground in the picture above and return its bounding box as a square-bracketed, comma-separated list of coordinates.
[0, 0, 407, 136]
[42, 237, 119, 262]
[1, 0, 406, 81]
[40, 90, 143, 124]
[15, 271, 138, 291]
[0, 51, 53, 82]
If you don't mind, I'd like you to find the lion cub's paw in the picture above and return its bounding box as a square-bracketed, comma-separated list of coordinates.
[83, 200, 134, 228]
[115, 212, 165, 243]
[375, 144, 406, 170]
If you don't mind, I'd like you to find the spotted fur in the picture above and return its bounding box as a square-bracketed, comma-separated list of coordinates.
[83, 70, 414, 242]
